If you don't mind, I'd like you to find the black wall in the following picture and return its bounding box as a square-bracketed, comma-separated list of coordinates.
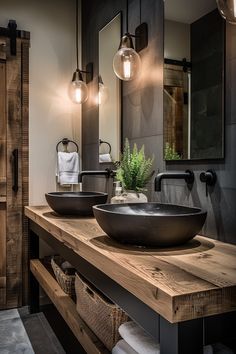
[82, 0, 236, 245]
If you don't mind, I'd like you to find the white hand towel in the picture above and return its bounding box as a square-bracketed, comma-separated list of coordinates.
[119, 321, 160, 354]
[99, 153, 112, 163]
[57, 151, 79, 185]
[112, 340, 138, 354]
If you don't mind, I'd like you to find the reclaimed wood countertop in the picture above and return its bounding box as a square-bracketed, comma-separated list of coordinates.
[25, 206, 236, 323]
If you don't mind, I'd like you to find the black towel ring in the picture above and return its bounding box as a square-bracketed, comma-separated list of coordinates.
[99, 139, 111, 154]
[56, 138, 79, 153]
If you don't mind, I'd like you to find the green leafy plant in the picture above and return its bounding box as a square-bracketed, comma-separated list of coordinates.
[116, 139, 154, 192]
[164, 142, 181, 160]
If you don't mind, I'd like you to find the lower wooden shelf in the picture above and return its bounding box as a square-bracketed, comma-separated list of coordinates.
[30, 259, 110, 354]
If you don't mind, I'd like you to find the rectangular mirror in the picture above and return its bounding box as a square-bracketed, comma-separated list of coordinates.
[164, 0, 225, 161]
[98, 13, 121, 163]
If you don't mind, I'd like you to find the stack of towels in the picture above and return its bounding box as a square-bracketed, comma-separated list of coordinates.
[112, 321, 160, 354]
[57, 151, 79, 185]
[112, 321, 234, 354]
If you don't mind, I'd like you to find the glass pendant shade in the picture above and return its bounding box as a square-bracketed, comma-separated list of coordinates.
[113, 34, 141, 81]
[217, 0, 236, 24]
[69, 70, 88, 104]
[98, 76, 109, 105]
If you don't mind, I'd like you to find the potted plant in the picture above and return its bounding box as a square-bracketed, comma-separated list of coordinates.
[115, 139, 154, 203]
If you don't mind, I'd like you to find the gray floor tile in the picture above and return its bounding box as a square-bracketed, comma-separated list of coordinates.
[0, 310, 34, 354]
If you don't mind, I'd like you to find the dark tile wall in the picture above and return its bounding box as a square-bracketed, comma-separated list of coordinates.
[190, 10, 224, 159]
[82, 1, 236, 245]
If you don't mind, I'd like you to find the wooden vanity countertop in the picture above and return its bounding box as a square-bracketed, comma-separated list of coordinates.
[25, 206, 236, 323]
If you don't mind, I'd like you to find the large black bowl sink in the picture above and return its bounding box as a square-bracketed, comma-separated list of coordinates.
[45, 192, 108, 216]
[93, 203, 207, 247]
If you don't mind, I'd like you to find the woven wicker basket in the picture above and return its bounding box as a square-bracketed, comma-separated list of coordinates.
[75, 273, 128, 351]
[51, 256, 76, 299]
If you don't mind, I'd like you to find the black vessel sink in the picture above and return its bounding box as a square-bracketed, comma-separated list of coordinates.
[45, 192, 108, 216]
[93, 203, 207, 247]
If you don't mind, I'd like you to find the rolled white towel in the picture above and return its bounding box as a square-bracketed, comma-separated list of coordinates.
[99, 153, 112, 163]
[112, 340, 138, 354]
[119, 321, 160, 354]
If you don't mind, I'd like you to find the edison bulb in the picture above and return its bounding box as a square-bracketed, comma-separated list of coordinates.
[217, 0, 236, 24]
[98, 82, 109, 105]
[69, 69, 88, 104]
[69, 79, 88, 104]
[113, 47, 141, 81]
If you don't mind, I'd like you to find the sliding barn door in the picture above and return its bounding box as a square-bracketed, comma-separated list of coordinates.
[0, 44, 7, 307]
[0, 34, 29, 309]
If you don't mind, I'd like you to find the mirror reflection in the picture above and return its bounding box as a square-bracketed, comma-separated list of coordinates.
[164, 0, 224, 160]
[98, 13, 121, 163]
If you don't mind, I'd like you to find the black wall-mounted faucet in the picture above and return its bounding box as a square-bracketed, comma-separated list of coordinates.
[154, 170, 194, 192]
[78, 168, 116, 183]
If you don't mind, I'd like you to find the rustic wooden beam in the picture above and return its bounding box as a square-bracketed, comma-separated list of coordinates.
[30, 259, 110, 354]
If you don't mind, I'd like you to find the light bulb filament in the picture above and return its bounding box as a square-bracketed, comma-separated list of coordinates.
[123, 56, 131, 79]
[98, 90, 101, 105]
[75, 87, 82, 103]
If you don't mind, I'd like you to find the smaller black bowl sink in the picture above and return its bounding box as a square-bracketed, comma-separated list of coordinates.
[45, 192, 108, 216]
[93, 203, 207, 247]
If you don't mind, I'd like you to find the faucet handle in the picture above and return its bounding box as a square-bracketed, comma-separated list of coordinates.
[200, 170, 217, 185]
[200, 169, 217, 196]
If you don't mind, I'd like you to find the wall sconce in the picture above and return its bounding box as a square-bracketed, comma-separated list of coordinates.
[217, 0, 236, 24]
[98, 75, 109, 105]
[69, 0, 93, 104]
[113, 0, 148, 81]
[69, 63, 93, 104]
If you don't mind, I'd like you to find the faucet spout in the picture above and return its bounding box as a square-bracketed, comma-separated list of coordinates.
[154, 170, 194, 192]
[78, 168, 116, 183]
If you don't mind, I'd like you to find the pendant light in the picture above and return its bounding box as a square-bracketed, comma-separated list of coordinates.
[217, 0, 236, 24]
[69, 0, 93, 104]
[113, 0, 148, 81]
[98, 75, 109, 105]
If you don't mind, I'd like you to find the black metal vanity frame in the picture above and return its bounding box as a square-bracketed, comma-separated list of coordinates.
[29, 220, 236, 354]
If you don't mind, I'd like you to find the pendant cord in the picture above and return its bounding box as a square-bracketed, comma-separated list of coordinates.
[126, 0, 129, 33]
[76, 0, 79, 70]
[139, 0, 141, 24]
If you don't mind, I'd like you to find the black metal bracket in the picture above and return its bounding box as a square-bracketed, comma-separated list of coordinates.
[85, 62, 93, 83]
[164, 57, 192, 72]
[135, 22, 148, 52]
[12, 148, 19, 193]
[0, 20, 30, 56]
[8, 20, 17, 56]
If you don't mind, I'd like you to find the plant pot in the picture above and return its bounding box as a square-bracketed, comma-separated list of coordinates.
[122, 190, 148, 203]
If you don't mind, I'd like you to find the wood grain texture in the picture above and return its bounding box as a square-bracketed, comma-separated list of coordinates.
[5, 38, 23, 308]
[0, 58, 6, 308]
[25, 206, 236, 323]
[30, 259, 110, 354]
[21, 40, 30, 306]
[0, 34, 29, 309]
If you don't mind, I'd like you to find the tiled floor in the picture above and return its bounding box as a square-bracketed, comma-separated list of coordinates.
[0, 309, 34, 354]
[0, 308, 65, 354]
